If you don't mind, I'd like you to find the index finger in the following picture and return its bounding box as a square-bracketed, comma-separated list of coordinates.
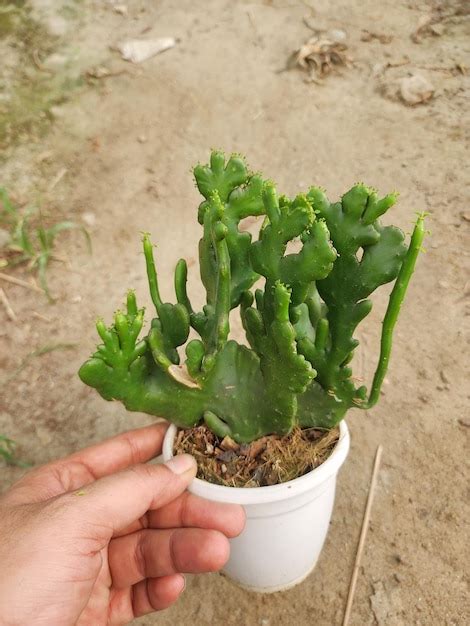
[65, 421, 168, 478]
[6, 422, 169, 504]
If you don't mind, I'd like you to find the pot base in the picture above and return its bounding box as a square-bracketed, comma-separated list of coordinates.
[221, 560, 318, 594]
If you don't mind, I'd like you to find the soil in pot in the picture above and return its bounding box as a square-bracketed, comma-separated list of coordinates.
[173, 425, 340, 488]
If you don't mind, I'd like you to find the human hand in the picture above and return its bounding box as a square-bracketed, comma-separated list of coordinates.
[0, 423, 245, 625]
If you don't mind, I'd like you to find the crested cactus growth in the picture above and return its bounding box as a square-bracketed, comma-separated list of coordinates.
[79, 151, 425, 443]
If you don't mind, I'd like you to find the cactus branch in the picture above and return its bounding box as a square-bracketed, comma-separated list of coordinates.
[204, 410, 232, 438]
[174, 259, 193, 313]
[143, 234, 162, 313]
[366, 213, 426, 408]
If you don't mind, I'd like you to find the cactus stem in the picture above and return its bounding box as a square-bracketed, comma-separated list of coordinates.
[148, 327, 172, 371]
[204, 410, 232, 438]
[143, 234, 163, 314]
[366, 213, 426, 408]
[175, 259, 194, 314]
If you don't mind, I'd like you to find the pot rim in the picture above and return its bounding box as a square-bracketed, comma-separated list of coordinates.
[162, 421, 350, 505]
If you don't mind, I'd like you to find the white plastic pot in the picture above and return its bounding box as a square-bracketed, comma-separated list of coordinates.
[162, 421, 350, 593]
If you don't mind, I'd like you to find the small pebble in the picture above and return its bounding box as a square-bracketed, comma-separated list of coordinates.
[44, 16, 69, 37]
[220, 435, 239, 451]
[50, 106, 66, 119]
[44, 53, 68, 70]
[326, 29, 347, 42]
[439, 370, 450, 384]
[82, 212, 96, 227]
[114, 4, 128, 15]
[400, 74, 435, 106]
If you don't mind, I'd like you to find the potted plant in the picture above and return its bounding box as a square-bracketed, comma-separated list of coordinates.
[79, 151, 424, 592]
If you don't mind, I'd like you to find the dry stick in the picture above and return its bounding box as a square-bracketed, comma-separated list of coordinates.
[32, 49, 54, 74]
[342, 445, 383, 626]
[32, 311, 52, 323]
[48, 167, 68, 192]
[0, 287, 17, 321]
[0, 272, 42, 293]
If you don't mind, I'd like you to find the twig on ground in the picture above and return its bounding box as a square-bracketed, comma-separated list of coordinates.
[0, 287, 17, 320]
[48, 168, 68, 192]
[32, 49, 54, 74]
[342, 445, 383, 626]
[86, 67, 130, 80]
[0, 272, 42, 293]
[32, 311, 52, 322]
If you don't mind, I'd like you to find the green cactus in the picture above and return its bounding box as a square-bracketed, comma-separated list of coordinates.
[79, 151, 425, 443]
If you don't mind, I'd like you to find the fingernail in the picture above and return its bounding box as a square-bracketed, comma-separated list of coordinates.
[165, 453, 196, 475]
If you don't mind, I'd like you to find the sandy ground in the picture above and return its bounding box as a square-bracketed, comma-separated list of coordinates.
[1, 1, 469, 624]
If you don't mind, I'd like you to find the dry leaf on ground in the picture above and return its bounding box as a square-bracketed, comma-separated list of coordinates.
[288, 35, 352, 81]
[411, 2, 469, 43]
[412, 14, 441, 43]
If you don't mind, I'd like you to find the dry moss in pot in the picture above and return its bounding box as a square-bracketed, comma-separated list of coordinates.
[172, 424, 340, 488]
[79, 151, 425, 591]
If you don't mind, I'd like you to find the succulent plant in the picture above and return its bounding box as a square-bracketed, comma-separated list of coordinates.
[79, 151, 425, 443]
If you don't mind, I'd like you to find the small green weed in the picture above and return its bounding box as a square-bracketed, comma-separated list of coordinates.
[0, 434, 16, 463]
[0, 187, 91, 300]
[0, 434, 30, 467]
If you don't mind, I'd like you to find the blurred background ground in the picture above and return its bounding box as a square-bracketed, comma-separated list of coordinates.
[0, 1, 469, 624]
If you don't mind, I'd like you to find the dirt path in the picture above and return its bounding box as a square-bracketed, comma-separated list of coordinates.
[1, 1, 469, 624]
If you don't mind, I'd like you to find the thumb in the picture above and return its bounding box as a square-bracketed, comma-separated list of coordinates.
[58, 454, 197, 539]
